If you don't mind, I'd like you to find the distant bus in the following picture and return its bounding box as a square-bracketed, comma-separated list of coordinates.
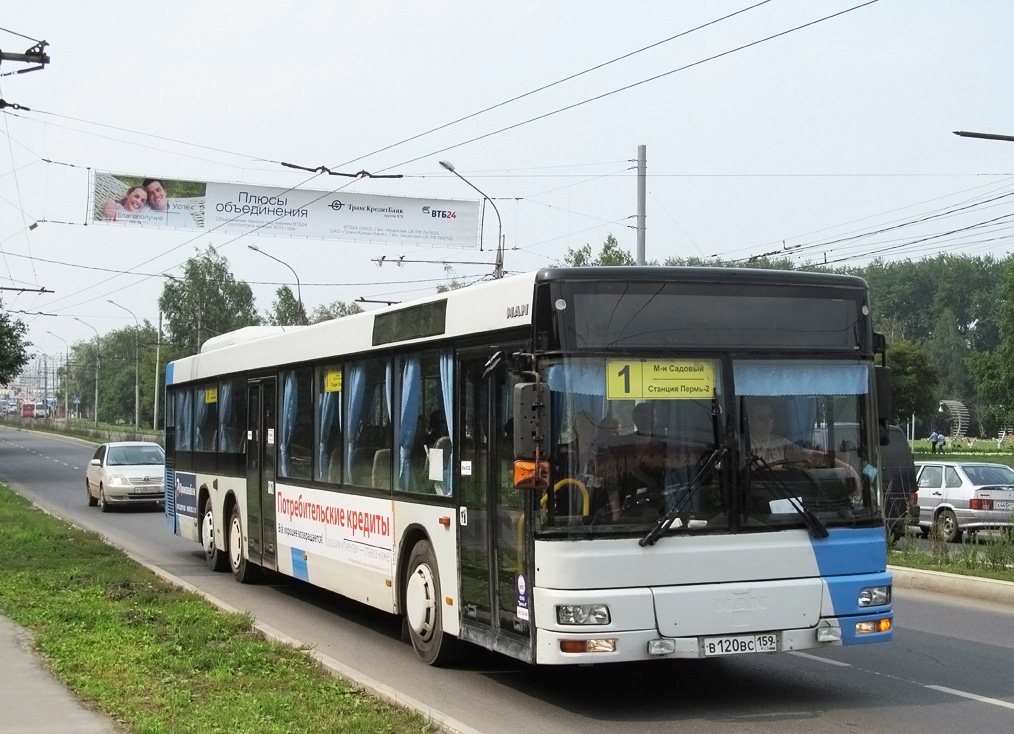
[20, 402, 35, 418]
[165, 267, 894, 666]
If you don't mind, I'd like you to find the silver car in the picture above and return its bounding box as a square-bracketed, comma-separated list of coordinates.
[85, 441, 165, 512]
[915, 461, 1014, 542]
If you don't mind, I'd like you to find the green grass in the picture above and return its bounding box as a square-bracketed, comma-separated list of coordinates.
[0, 485, 433, 734]
[889, 523, 1014, 583]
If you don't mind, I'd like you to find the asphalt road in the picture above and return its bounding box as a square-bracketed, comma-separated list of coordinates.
[3, 425, 1014, 734]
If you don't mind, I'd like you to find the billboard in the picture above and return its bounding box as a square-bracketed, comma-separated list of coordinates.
[91, 171, 481, 248]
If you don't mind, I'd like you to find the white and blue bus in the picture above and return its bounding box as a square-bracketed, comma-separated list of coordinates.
[164, 267, 893, 666]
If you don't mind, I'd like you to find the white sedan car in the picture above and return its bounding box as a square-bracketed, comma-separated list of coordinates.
[86, 441, 165, 512]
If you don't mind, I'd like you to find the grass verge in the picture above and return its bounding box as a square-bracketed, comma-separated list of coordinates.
[0, 485, 433, 734]
[889, 524, 1014, 583]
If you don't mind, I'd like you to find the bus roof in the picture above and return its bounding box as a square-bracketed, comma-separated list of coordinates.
[166, 267, 869, 385]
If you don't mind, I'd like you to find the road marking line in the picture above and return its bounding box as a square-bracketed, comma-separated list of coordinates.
[926, 685, 1014, 710]
[787, 651, 851, 667]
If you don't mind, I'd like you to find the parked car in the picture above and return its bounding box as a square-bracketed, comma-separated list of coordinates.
[85, 441, 165, 512]
[914, 461, 1014, 542]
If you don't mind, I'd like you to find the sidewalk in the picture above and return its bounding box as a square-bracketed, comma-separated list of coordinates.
[0, 615, 118, 734]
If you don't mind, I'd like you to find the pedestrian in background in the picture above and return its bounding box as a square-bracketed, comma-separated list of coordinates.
[929, 431, 939, 453]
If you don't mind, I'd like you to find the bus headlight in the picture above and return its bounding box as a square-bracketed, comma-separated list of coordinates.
[858, 586, 891, 607]
[557, 604, 610, 625]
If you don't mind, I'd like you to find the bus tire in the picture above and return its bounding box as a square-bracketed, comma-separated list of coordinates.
[405, 539, 459, 666]
[202, 497, 228, 572]
[86, 479, 98, 507]
[228, 503, 260, 584]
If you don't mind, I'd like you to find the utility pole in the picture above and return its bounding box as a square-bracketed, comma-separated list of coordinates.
[636, 144, 647, 266]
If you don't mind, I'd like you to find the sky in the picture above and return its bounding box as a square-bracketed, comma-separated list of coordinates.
[2, 0, 1013, 363]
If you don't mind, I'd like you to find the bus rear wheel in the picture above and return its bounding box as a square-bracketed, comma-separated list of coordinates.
[404, 539, 460, 666]
[203, 497, 228, 572]
[228, 503, 260, 584]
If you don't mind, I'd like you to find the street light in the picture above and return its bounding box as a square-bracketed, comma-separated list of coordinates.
[248, 245, 306, 324]
[46, 331, 70, 421]
[439, 160, 504, 279]
[108, 300, 140, 431]
[74, 317, 100, 426]
[953, 130, 1014, 143]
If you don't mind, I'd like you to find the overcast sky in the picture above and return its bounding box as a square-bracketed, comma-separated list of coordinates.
[2, 1, 1012, 358]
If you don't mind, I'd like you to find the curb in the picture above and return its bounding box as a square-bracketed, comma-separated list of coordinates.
[889, 565, 1014, 605]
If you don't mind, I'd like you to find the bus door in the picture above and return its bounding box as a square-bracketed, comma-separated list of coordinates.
[245, 377, 278, 570]
[457, 349, 532, 662]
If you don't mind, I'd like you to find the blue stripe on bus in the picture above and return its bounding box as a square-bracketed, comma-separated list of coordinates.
[811, 526, 886, 578]
[291, 548, 309, 582]
[165, 361, 174, 386]
[810, 526, 892, 642]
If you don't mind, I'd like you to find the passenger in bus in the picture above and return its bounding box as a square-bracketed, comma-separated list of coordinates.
[423, 409, 447, 449]
[604, 404, 665, 520]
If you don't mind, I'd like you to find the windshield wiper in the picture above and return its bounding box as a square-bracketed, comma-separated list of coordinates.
[747, 454, 828, 539]
[640, 448, 726, 547]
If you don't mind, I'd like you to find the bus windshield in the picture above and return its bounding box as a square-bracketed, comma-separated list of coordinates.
[537, 357, 880, 539]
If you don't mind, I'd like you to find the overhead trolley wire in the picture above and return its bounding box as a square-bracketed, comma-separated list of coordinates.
[328, 1, 776, 170]
[373, 1, 882, 174]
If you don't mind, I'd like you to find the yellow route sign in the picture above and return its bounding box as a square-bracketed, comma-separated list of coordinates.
[325, 370, 343, 393]
[606, 360, 715, 400]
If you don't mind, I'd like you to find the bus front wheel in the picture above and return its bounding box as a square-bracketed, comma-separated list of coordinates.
[405, 539, 459, 666]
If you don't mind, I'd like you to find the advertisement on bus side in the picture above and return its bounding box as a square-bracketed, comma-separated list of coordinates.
[275, 485, 394, 575]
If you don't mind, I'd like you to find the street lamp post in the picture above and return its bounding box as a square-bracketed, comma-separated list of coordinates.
[74, 318, 100, 426]
[248, 245, 306, 324]
[153, 310, 162, 431]
[108, 300, 140, 431]
[439, 160, 504, 279]
[46, 331, 70, 421]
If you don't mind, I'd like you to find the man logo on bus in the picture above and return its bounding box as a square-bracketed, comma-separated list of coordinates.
[507, 304, 529, 319]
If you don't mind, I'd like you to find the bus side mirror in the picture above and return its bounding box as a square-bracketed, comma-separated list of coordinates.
[876, 365, 892, 446]
[513, 382, 550, 459]
[513, 382, 551, 489]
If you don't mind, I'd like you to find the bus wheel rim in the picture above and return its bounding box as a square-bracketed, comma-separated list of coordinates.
[406, 563, 436, 640]
[230, 515, 243, 570]
[202, 509, 215, 556]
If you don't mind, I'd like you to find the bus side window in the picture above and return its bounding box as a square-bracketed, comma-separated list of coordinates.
[345, 357, 391, 489]
[397, 350, 454, 496]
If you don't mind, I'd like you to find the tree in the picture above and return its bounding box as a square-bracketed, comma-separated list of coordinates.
[923, 308, 973, 404]
[0, 301, 31, 385]
[308, 300, 364, 323]
[436, 265, 468, 293]
[267, 285, 307, 326]
[158, 246, 261, 357]
[562, 233, 635, 266]
[969, 259, 1014, 434]
[885, 339, 938, 426]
